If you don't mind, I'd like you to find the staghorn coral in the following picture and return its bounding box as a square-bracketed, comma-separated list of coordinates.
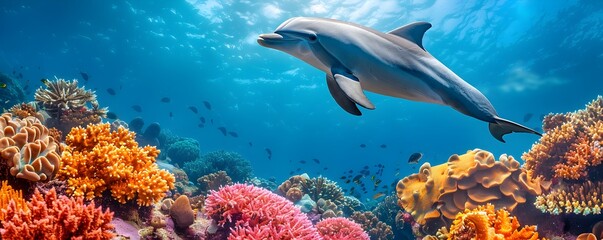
[0, 181, 28, 221]
[351, 211, 394, 240]
[197, 170, 232, 194]
[205, 183, 321, 240]
[34, 78, 107, 136]
[397, 149, 550, 225]
[0, 113, 61, 182]
[316, 217, 370, 240]
[0, 188, 114, 240]
[183, 150, 253, 183]
[523, 96, 603, 181]
[534, 181, 603, 215]
[58, 123, 175, 206]
[440, 204, 540, 240]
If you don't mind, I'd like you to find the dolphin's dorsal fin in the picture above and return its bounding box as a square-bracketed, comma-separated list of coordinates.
[388, 22, 432, 51]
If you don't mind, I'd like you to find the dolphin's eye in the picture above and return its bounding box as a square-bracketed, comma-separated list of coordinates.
[308, 35, 317, 42]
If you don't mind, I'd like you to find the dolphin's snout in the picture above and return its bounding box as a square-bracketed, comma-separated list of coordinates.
[258, 33, 283, 41]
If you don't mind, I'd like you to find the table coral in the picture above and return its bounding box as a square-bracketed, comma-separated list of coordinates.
[0, 181, 28, 221]
[534, 181, 603, 215]
[0, 188, 114, 240]
[316, 217, 370, 240]
[0, 113, 61, 182]
[440, 204, 541, 240]
[523, 96, 603, 181]
[396, 149, 550, 225]
[205, 183, 321, 240]
[58, 123, 175, 206]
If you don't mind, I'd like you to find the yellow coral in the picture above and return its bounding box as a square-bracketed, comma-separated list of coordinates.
[58, 123, 174, 206]
[445, 204, 540, 240]
[534, 181, 603, 215]
[396, 149, 549, 225]
[0, 181, 28, 221]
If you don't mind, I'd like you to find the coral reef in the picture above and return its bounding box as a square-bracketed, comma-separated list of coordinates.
[8, 102, 41, 120]
[523, 96, 603, 181]
[316, 217, 370, 240]
[317, 198, 343, 218]
[0, 113, 61, 182]
[0, 181, 28, 221]
[351, 211, 394, 240]
[341, 195, 366, 216]
[34, 78, 107, 136]
[438, 204, 540, 240]
[197, 171, 232, 194]
[278, 174, 345, 207]
[167, 137, 200, 166]
[0, 188, 114, 240]
[535, 181, 603, 215]
[396, 149, 550, 225]
[205, 183, 321, 239]
[183, 150, 253, 183]
[278, 174, 309, 202]
[0, 73, 26, 111]
[58, 123, 175, 206]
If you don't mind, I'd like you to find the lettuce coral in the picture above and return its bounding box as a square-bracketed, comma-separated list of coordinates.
[58, 123, 175, 206]
[523, 96, 603, 181]
[0, 188, 114, 240]
[0, 113, 61, 182]
[205, 183, 321, 240]
[396, 149, 549, 225]
[316, 217, 370, 240]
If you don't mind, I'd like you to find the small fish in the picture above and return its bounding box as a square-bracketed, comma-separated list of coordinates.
[188, 106, 198, 114]
[217, 127, 227, 136]
[131, 105, 142, 112]
[106, 112, 118, 119]
[313, 158, 320, 164]
[160, 97, 171, 103]
[200, 117, 206, 123]
[169, 112, 173, 117]
[198, 124, 204, 128]
[380, 144, 387, 148]
[359, 144, 366, 148]
[352, 175, 363, 182]
[106, 88, 116, 95]
[299, 160, 306, 164]
[80, 72, 89, 81]
[203, 101, 212, 110]
[523, 113, 533, 122]
[228, 131, 238, 137]
[248, 142, 253, 147]
[265, 148, 272, 160]
[408, 152, 423, 164]
[371, 175, 376, 181]
[323, 167, 328, 170]
[345, 179, 351, 184]
[289, 171, 294, 175]
[0, 83, 6, 88]
[17, 73, 23, 79]
[41, 78, 50, 85]
[340, 176, 347, 179]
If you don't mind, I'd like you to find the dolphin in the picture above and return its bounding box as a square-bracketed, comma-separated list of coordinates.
[257, 17, 541, 142]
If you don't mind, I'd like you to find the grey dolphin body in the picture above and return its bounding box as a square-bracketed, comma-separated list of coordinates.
[257, 17, 541, 142]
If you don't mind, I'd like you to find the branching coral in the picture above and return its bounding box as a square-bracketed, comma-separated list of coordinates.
[0, 113, 61, 182]
[396, 149, 550, 225]
[58, 123, 175, 206]
[205, 183, 321, 240]
[351, 211, 394, 240]
[0, 188, 114, 240]
[534, 181, 603, 215]
[523, 96, 603, 181]
[182, 150, 252, 183]
[440, 204, 540, 240]
[0, 181, 28, 221]
[316, 217, 370, 240]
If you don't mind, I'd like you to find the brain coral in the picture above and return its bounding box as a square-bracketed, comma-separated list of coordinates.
[396, 149, 549, 225]
[205, 183, 321, 240]
[0, 113, 61, 182]
[58, 123, 175, 206]
[523, 96, 603, 181]
[316, 217, 370, 240]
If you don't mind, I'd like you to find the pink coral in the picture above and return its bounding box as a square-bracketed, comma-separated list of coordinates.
[0, 188, 114, 240]
[205, 183, 320, 240]
[316, 217, 369, 240]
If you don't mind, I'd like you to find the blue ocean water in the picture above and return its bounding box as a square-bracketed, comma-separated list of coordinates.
[0, 0, 601, 201]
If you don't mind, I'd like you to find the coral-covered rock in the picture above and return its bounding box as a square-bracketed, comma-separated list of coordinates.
[316, 217, 370, 240]
[0, 188, 114, 240]
[170, 195, 195, 229]
[205, 184, 320, 240]
[58, 123, 175, 206]
[396, 149, 550, 225]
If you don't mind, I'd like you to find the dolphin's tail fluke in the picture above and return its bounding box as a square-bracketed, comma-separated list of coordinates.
[488, 116, 542, 143]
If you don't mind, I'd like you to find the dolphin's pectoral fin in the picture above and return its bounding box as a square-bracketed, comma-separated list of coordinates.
[331, 71, 375, 110]
[326, 75, 362, 115]
[488, 116, 542, 143]
[388, 22, 432, 51]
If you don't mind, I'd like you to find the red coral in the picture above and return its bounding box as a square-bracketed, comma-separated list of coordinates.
[316, 217, 370, 240]
[0, 188, 114, 240]
[205, 183, 320, 240]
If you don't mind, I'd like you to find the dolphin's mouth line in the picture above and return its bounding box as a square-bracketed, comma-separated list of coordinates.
[257, 33, 299, 45]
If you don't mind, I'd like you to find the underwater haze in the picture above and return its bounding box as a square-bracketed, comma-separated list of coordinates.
[0, 0, 602, 199]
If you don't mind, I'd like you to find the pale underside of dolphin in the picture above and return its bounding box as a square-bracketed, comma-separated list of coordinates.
[257, 17, 541, 142]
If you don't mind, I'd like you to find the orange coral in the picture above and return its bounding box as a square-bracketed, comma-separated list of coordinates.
[58, 123, 175, 206]
[0, 113, 61, 182]
[443, 204, 541, 240]
[523, 96, 603, 180]
[8, 102, 41, 120]
[396, 149, 549, 225]
[0, 181, 28, 221]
